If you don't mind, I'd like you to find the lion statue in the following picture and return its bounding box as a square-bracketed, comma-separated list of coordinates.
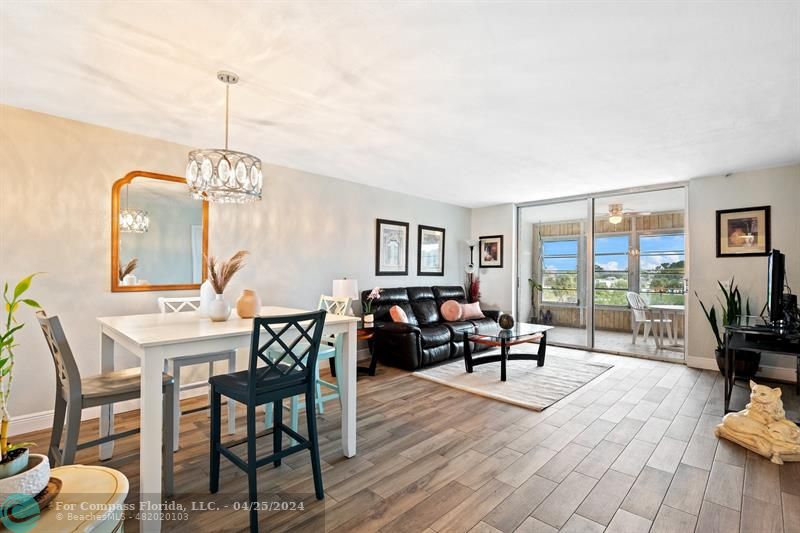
[715, 380, 800, 464]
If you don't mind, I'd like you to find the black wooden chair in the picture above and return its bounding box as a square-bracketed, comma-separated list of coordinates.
[209, 310, 327, 532]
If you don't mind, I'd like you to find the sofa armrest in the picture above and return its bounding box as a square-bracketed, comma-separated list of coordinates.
[376, 322, 421, 335]
[483, 309, 501, 322]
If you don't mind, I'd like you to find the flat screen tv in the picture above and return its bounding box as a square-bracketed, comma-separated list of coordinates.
[768, 249, 785, 324]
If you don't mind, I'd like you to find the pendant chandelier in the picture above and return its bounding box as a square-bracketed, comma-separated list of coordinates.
[119, 185, 149, 233]
[186, 71, 262, 203]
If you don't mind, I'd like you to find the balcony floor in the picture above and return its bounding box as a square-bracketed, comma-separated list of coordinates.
[547, 325, 685, 362]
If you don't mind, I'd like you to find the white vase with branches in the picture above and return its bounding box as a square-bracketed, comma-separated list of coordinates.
[207, 251, 249, 322]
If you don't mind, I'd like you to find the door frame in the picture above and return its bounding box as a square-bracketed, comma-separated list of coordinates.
[515, 181, 689, 361]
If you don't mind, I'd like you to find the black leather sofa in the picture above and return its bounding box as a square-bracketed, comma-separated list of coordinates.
[361, 286, 499, 371]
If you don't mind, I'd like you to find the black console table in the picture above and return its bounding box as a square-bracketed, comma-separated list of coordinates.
[723, 320, 800, 414]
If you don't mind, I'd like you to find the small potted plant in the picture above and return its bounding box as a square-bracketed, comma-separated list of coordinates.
[207, 251, 249, 322]
[118, 258, 138, 286]
[362, 287, 381, 326]
[696, 277, 761, 378]
[0, 274, 50, 499]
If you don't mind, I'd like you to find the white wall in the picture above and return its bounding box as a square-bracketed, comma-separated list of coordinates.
[686, 164, 800, 378]
[0, 105, 469, 431]
[470, 204, 515, 313]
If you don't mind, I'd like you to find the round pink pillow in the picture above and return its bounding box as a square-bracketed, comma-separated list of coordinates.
[440, 300, 463, 322]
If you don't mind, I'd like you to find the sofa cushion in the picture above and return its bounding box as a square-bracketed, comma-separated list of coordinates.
[389, 305, 409, 323]
[441, 320, 475, 337]
[440, 300, 463, 321]
[470, 317, 498, 334]
[407, 286, 441, 325]
[461, 302, 485, 320]
[363, 288, 419, 325]
[433, 286, 468, 305]
[418, 325, 451, 348]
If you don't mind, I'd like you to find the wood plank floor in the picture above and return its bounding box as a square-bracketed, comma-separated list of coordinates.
[17, 346, 800, 532]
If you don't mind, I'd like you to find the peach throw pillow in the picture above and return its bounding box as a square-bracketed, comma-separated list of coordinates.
[440, 300, 463, 322]
[461, 302, 485, 320]
[389, 305, 409, 323]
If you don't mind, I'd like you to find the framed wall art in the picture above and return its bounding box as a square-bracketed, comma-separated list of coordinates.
[716, 206, 771, 257]
[375, 218, 409, 275]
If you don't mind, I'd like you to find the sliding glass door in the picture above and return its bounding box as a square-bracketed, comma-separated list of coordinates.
[518, 199, 590, 349]
[517, 186, 687, 360]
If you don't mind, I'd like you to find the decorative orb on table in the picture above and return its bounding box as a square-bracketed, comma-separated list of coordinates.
[498, 313, 515, 330]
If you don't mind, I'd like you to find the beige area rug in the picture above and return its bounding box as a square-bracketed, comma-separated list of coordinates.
[412, 352, 613, 411]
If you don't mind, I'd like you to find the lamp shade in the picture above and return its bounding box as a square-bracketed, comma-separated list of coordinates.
[332, 279, 359, 301]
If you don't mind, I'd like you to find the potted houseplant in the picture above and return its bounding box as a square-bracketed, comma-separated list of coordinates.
[362, 287, 381, 326]
[207, 251, 249, 322]
[696, 278, 761, 378]
[0, 274, 50, 498]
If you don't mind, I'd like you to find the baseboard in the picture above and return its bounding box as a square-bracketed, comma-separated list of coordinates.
[12, 352, 374, 437]
[686, 355, 797, 383]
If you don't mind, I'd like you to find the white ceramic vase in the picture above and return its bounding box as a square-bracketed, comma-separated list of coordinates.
[122, 274, 137, 286]
[0, 453, 50, 500]
[198, 279, 216, 317]
[208, 294, 231, 322]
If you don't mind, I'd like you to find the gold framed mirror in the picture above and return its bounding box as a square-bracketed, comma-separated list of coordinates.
[111, 171, 209, 292]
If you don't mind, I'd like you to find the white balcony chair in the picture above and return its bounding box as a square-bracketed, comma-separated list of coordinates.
[158, 297, 236, 451]
[626, 291, 672, 348]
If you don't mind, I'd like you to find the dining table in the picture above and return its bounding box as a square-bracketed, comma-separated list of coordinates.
[648, 303, 684, 350]
[96, 306, 360, 532]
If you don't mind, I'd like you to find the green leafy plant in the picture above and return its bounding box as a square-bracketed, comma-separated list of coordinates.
[695, 277, 750, 350]
[1, 274, 41, 460]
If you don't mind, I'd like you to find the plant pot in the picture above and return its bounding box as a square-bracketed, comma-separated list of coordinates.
[0, 448, 29, 479]
[0, 453, 50, 499]
[236, 289, 261, 319]
[208, 294, 231, 322]
[715, 348, 761, 379]
[363, 313, 374, 326]
[198, 279, 216, 318]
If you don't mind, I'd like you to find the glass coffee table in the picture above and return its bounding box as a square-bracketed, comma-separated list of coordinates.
[463, 323, 554, 381]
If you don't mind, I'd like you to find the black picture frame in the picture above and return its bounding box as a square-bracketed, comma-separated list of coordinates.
[715, 205, 771, 257]
[375, 218, 410, 275]
[417, 225, 446, 276]
[479, 235, 504, 268]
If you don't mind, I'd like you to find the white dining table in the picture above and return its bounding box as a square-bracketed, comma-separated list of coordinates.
[649, 304, 684, 350]
[96, 306, 360, 532]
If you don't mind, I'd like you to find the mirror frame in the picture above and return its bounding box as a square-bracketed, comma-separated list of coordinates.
[111, 170, 209, 292]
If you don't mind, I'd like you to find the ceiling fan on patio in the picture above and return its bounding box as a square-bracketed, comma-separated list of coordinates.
[607, 203, 651, 225]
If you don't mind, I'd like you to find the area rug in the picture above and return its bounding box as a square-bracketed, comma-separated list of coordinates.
[412, 354, 613, 411]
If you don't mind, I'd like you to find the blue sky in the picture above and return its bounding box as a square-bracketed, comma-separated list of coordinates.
[543, 234, 684, 272]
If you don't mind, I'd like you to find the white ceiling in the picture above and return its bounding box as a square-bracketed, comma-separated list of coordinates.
[2, 1, 798, 207]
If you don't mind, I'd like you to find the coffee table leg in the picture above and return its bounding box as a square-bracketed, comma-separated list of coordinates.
[501, 340, 507, 382]
[537, 331, 547, 367]
[463, 332, 474, 373]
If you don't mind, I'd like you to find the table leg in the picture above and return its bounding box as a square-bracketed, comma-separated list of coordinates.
[99, 332, 115, 460]
[537, 332, 547, 367]
[341, 322, 357, 458]
[500, 341, 507, 382]
[724, 332, 733, 413]
[140, 347, 166, 532]
[463, 332, 474, 373]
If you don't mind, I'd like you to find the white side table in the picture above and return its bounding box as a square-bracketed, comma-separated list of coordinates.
[37, 465, 129, 532]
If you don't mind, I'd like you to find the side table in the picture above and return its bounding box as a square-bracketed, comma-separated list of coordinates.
[357, 327, 379, 376]
[37, 464, 129, 532]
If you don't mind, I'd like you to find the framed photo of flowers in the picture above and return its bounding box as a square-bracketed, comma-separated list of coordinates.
[375, 218, 409, 275]
[479, 235, 504, 268]
[716, 206, 771, 257]
[417, 225, 445, 276]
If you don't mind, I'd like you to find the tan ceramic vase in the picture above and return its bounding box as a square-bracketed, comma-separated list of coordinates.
[236, 289, 261, 318]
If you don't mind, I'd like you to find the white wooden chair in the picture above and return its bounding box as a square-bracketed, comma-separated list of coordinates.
[626, 291, 672, 348]
[157, 297, 236, 451]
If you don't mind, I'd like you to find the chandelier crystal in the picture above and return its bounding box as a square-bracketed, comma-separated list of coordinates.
[119, 208, 150, 233]
[187, 71, 262, 203]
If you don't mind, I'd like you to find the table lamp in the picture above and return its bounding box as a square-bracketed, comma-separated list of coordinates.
[332, 278, 359, 315]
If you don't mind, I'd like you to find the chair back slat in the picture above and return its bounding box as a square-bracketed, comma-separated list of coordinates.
[36, 312, 82, 397]
[318, 295, 350, 316]
[158, 297, 201, 313]
[248, 310, 327, 397]
[626, 291, 649, 321]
